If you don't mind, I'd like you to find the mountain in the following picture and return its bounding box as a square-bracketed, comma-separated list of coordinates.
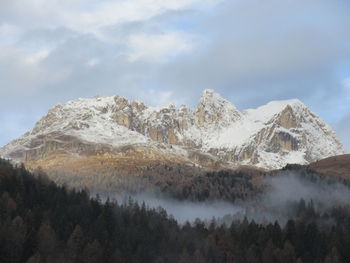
[0, 90, 344, 177]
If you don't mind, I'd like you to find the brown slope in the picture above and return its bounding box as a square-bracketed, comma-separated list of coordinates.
[308, 154, 350, 180]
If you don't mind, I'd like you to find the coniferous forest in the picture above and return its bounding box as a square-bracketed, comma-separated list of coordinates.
[1, 158, 350, 263]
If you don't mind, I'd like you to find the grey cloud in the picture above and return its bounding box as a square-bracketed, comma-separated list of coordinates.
[18, 27, 78, 47]
[0, 46, 43, 94]
[1, 0, 350, 147]
[101, 20, 163, 40]
[157, 0, 350, 110]
[0, 33, 161, 111]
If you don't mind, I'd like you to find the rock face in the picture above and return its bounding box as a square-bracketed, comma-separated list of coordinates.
[0, 90, 345, 173]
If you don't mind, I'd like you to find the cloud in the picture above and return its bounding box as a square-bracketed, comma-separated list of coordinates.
[86, 58, 99, 67]
[157, 0, 350, 109]
[24, 49, 49, 65]
[0, 45, 47, 92]
[0, 23, 22, 45]
[103, 172, 350, 225]
[127, 32, 195, 62]
[0, 0, 349, 148]
[335, 113, 350, 153]
[0, 0, 220, 37]
[145, 89, 183, 106]
[112, 192, 242, 224]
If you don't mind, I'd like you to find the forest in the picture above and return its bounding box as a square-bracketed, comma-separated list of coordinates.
[1, 158, 350, 263]
[47, 164, 265, 203]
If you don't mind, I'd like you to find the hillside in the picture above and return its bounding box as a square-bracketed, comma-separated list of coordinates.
[2, 158, 350, 262]
[308, 154, 350, 180]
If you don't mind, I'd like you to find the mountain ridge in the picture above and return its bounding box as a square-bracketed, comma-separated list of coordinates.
[0, 89, 345, 173]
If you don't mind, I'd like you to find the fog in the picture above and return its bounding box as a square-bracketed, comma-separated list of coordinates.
[263, 173, 350, 209]
[113, 193, 243, 224]
[99, 172, 350, 225]
[238, 173, 350, 225]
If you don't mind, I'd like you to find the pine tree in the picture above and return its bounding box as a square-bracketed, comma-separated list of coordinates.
[67, 225, 85, 262]
[37, 222, 58, 260]
[82, 240, 103, 263]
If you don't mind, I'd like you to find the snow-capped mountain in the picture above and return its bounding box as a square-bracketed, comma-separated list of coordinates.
[0, 90, 345, 171]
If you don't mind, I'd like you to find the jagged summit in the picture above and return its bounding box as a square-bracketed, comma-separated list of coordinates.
[196, 89, 242, 126]
[0, 90, 345, 173]
[198, 89, 233, 107]
[198, 89, 238, 111]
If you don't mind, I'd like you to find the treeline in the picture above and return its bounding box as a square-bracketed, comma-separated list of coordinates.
[143, 169, 263, 202]
[282, 164, 350, 187]
[1, 158, 350, 262]
[48, 167, 264, 203]
[47, 162, 350, 206]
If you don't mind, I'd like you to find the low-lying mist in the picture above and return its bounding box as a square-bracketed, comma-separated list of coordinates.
[115, 193, 242, 224]
[98, 172, 350, 225]
[263, 173, 350, 209]
[239, 173, 350, 225]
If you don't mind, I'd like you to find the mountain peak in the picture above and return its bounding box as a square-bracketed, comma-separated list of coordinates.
[199, 89, 230, 106]
[196, 90, 242, 126]
[0, 90, 345, 170]
[201, 89, 219, 98]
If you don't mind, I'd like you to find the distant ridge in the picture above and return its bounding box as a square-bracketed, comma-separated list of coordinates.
[308, 154, 350, 180]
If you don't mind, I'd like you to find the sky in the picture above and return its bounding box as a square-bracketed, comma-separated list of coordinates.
[0, 0, 349, 152]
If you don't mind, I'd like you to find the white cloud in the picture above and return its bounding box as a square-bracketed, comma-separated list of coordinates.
[0, 23, 22, 45]
[127, 32, 194, 62]
[0, 45, 44, 91]
[0, 0, 219, 39]
[145, 89, 183, 107]
[0, 43, 71, 96]
[64, 0, 194, 30]
[86, 58, 99, 67]
[24, 49, 49, 65]
[0, 0, 350, 149]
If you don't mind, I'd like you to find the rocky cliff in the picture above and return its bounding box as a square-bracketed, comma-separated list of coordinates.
[0, 90, 345, 176]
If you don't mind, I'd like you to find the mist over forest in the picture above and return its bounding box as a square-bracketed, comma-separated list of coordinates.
[2, 158, 350, 262]
[100, 172, 350, 225]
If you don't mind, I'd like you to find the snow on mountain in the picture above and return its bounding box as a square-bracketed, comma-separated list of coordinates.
[0, 90, 345, 170]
